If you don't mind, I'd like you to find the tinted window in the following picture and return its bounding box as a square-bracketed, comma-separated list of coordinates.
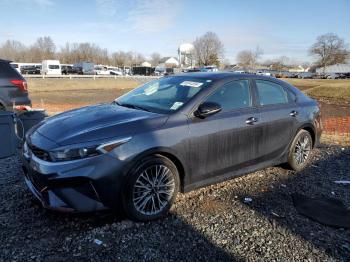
[256, 80, 288, 105]
[205, 80, 251, 112]
[49, 65, 59, 69]
[0, 62, 23, 78]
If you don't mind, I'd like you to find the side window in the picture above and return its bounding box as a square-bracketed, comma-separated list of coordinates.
[256, 80, 288, 106]
[205, 80, 251, 112]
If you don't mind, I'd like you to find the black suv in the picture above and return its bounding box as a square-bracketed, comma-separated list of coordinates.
[0, 59, 31, 110]
[21, 65, 41, 75]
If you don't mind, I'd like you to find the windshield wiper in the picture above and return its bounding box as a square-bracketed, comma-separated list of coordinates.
[114, 101, 151, 112]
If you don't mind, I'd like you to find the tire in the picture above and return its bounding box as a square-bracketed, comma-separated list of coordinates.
[0, 104, 5, 111]
[122, 155, 180, 221]
[287, 129, 313, 171]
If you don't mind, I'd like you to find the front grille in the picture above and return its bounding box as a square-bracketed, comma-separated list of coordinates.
[28, 144, 51, 161]
[27, 170, 48, 193]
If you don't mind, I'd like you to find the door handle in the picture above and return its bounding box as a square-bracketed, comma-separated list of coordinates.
[246, 117, 258, 125]
[290, 110, 298, 117]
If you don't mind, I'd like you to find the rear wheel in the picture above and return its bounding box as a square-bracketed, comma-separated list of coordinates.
[122, 155, 179, 221]
[0, 103, 5, 111]
[287, 129, 312, 171]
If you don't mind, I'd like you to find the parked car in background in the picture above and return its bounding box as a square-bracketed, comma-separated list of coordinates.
[22, 72, 321, 221]
[71, 62, 95, 75]
[326, 73, 346, 79]
[200, 66, 218, 72]
[108, 67, 123, 76]
[298, 72, 314, 79]
[94, 65, 110, 75]
[21, 65, 41, 75]
[0, 59, 31, 110]
[61, 65, 73, 75]
[41, 60, 61, 75]
[256, 71, 271, 76]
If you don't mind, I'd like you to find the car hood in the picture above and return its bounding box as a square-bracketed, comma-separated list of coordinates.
[34, 103, 167, 146]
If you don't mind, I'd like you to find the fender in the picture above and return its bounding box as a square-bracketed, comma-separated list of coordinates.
[120, 146, 188, 192]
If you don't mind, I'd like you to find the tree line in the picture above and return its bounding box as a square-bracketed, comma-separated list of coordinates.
[236, 33, 349, 71]
[0, 36, 148, 66]
[0, 32, 225, 67]
[0, 32, 348, 70]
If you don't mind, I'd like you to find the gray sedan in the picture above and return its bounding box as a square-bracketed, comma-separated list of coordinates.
[21, 72, 322, 221]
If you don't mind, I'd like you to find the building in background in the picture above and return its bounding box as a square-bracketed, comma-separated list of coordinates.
[316, 63, 350, 74]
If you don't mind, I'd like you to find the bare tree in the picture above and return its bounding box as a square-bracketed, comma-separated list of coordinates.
[150, 52, 161, 66]
[0, 40, 27, 61]
[193, 31, 224, 66]
[0, 36, 149, 66]
[57, 42, 110, 64]
[309, 33, 349, 71]
[236, 46, 263, 69]
[30, 36, 56, 61]
[111, 51, 128, 67]
[236, 50, 254, 68]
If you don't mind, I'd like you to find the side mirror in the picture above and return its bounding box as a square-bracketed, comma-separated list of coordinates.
[194, 102, 222, 118]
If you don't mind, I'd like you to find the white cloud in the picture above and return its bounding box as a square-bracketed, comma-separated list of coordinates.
[95, 0, 182, 32]
[126, 0, 181, 32]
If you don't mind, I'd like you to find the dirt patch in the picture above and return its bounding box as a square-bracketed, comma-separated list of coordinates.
[31, 88, 132, 111]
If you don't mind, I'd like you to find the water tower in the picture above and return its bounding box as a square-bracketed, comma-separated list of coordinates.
[178, 43, 194, 68]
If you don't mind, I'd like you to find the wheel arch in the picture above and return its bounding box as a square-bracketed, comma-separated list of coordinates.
[296, 123, 316, 148]
[125, 147, 187, 192]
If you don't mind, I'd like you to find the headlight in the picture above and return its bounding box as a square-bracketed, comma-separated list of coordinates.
[49, 137, 131, 162]
[49, 146, 99, 162]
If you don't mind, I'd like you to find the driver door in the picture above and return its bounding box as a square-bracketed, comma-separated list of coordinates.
[186, 79, 262, 183]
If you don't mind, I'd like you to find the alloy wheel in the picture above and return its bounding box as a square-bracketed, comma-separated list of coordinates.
[293, 135, 311, 165]
[132, 164, 175, 215]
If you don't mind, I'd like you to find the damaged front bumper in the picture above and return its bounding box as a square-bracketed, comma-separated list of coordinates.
[21, 143, 126, 212]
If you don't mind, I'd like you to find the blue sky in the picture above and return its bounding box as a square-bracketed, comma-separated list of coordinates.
[0, 0, 349, 63]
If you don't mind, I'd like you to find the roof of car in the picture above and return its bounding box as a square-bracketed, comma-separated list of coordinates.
[175, 71, 274, 81]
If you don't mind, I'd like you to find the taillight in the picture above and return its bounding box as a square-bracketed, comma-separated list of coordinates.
[10, 80, 27, 92]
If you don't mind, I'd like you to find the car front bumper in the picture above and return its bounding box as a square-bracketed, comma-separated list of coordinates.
[21, 144, 127, 212]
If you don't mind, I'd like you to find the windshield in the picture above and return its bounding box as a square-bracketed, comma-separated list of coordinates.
[116, 76, 210, 114]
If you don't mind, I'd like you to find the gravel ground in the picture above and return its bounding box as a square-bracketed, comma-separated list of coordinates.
[0, 145, 349, 261]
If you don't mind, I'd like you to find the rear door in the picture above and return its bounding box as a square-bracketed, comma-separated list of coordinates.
[253, 78, 299, 161]
[187, 79, 262, 183]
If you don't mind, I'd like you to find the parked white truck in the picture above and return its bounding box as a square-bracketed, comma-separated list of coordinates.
[41, 60, 61, 75]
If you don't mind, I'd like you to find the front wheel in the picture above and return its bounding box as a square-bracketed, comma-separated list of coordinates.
[122, 155, 179, 221]
[287, 130, 313, 171]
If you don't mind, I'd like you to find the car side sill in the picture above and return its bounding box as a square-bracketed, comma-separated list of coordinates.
[183, 157, 284, 193]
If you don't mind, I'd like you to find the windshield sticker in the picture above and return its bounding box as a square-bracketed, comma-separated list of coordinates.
[170, 102, 184, 110]
[180, 81, 203, 88]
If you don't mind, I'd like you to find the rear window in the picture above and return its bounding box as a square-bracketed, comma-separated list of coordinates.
[0, 62, 23, 78]
[49, 65, 59, 69]
[256, 80, 288, 106]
